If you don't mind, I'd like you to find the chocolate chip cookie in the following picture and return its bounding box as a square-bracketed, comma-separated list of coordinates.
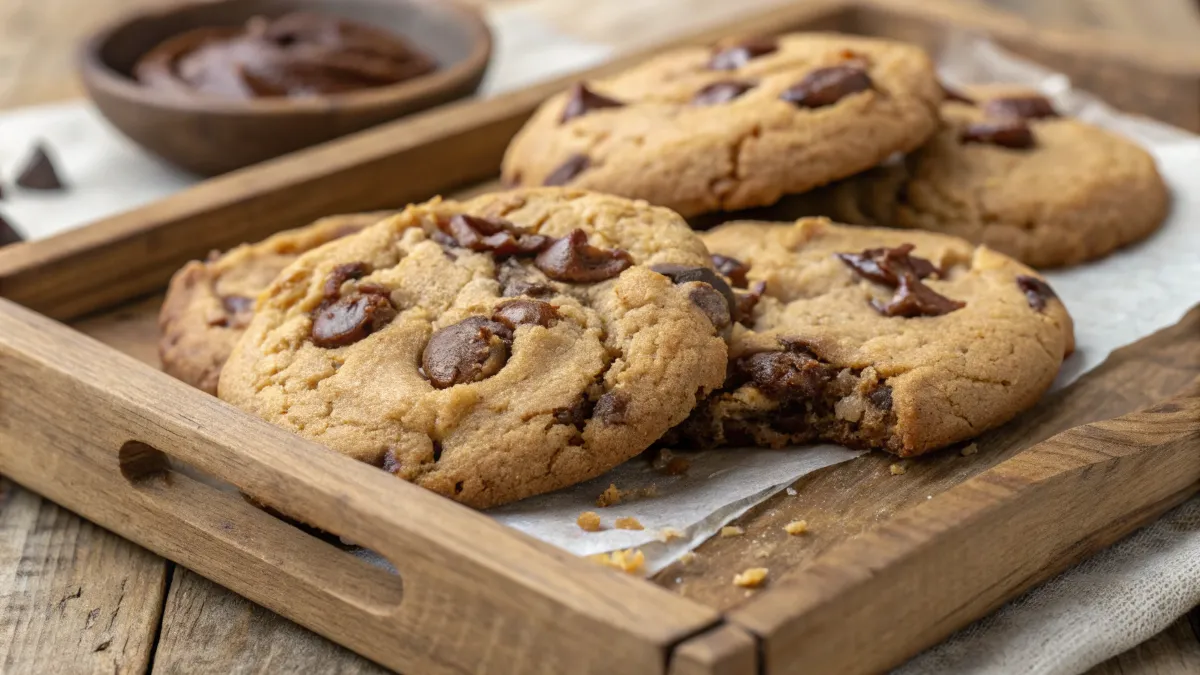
[218, 189, 729, 508]
[501, 33, 943, 217]
[801, 85, 1169, 268]
[675, 217, 1074, 457]
[159, 212, 388, 394]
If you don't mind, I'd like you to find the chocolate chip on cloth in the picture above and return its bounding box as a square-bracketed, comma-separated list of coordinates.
[159, 212, 390, 395]
[218, 188, 727, 508]
[793, 84, 1168, 268]
[16, 143, 66, 191]
[502, 33, 942, 217]
[0, 212, 24, 247]
[677, 217, 1074, 457]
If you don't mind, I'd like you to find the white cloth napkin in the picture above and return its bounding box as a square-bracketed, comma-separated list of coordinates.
[1, 9, 1197, 673]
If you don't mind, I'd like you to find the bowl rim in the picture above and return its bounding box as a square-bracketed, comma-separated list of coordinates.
[78, 0, 494, 115]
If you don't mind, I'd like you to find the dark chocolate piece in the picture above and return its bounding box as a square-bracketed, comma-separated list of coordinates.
[561, 83, 624, 123]
[692, 80, 755, 106]
[708, 38, 778, 70]
[961, 120, 1035, 149]
[780, 65, 872, 109]
[543, 154, 591, 186]
[984, 95, 1059, 120]
[311, 289, 397, 347]
[421, 316, 513, 389]
[15, 144, 65, 191]
[1016, 275, 1057, 312]
[535, 229, 633, 282]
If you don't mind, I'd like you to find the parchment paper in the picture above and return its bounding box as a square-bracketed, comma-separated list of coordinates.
[1, 25, 1197, 581]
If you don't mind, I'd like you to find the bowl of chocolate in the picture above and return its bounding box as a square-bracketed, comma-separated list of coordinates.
[80, 0, 492, 175]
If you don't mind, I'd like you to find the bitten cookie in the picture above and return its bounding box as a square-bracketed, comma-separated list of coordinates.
[501, 33, 943, 217]
[802, 85, 1169, 268]
[218, 189, 729, 508]
[676, 217, 1074, 457]
[159, 212, 389, 394]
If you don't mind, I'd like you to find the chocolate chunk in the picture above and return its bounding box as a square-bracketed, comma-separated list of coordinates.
[960, 120, 1035, 149]
[493, 299, 559, 329]
[708, 38, 778, 70]
[535, 229, 633, 282]
[780, 65, 872, 109]
[594, 390, 631, 425]
[837, 244, 938, 287]
[711, 254, 750, 288]
[984, 95, 1059, 120]
[441, 214, 550, 256]
[311, 289, 397, 348]
[941, 82, 975, 105]
[323, 261, 370, 298]
[868, 383, 893, 410]
[692, 80, 755, 106]
[498, 260, 557, 298]
[15, 144, 66, 191]
[734, 280, 767, 326]
[870, 273, 965, 318]
[1016, 275, 1057, 312]
[650, 264, 737, 313]
[0, 212, 23, 247]
[553, 395, 594, 431]
[688, 285, 732, 331]
[421, 316, 513, 389]
[561, 83, 624, 123]
[544, 154, 591, 186]
[737, 343, 835, 400]
[220, 295, 255, 328]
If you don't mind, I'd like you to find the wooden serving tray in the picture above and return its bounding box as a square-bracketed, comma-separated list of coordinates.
[1, 1, 1199, 673]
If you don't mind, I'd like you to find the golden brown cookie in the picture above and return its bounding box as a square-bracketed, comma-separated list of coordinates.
[218, 189, 729, 508]
[676, 218, 1074, 457]
[802, 85, 1169, 268]
[159, 212, 389, 394]
[501, 33, 943, 217]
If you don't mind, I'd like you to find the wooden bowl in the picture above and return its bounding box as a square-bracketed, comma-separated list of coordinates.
[80, 0, 492, 176]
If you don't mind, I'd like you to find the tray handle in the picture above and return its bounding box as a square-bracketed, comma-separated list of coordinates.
[0, 298, 717, 675]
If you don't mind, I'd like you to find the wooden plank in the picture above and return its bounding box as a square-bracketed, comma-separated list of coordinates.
[0, 297, 718, 675]
[151, 567, 387, 675]
[668, 624, 758, 675]
[727, 380, 1200, 675]
[0, 478, 168, 674]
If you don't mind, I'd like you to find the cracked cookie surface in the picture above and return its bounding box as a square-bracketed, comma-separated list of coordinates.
[159, 212, 389, 394]
[800, 85, 1169, 268]
[218, 189, 728, 508]
[679, 217, 1074, 457]
[500, 33, 942, 218]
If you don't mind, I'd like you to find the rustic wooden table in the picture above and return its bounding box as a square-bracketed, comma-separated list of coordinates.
[1, 0, 1198, 673]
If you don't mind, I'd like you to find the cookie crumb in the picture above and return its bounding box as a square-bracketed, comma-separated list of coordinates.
[657, 527, 684, 542]
[678, 551, 696, 564]
[589, 549, 645, 574]
[596, 484, 624, 507]
[889, 462, 908, 476]
[784, 520, 809, 535]
[720, 526, 745, 538]
[786, 487, 798, 496]
[733, 567, 768, 588]
[577, 511, 602, 532]
[961, 443, 979, 456]
[615, 516, 644, 531]
[755, 549, 771, 559]
[652, 448, 691, 475]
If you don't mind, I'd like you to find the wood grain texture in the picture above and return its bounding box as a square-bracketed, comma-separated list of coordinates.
[0, 479, 168, 674]
[0, 296, 719, 675]
[151, 567, 386, 675]
[726, 379, 1200, 674]
[668, 624, 758, 675]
